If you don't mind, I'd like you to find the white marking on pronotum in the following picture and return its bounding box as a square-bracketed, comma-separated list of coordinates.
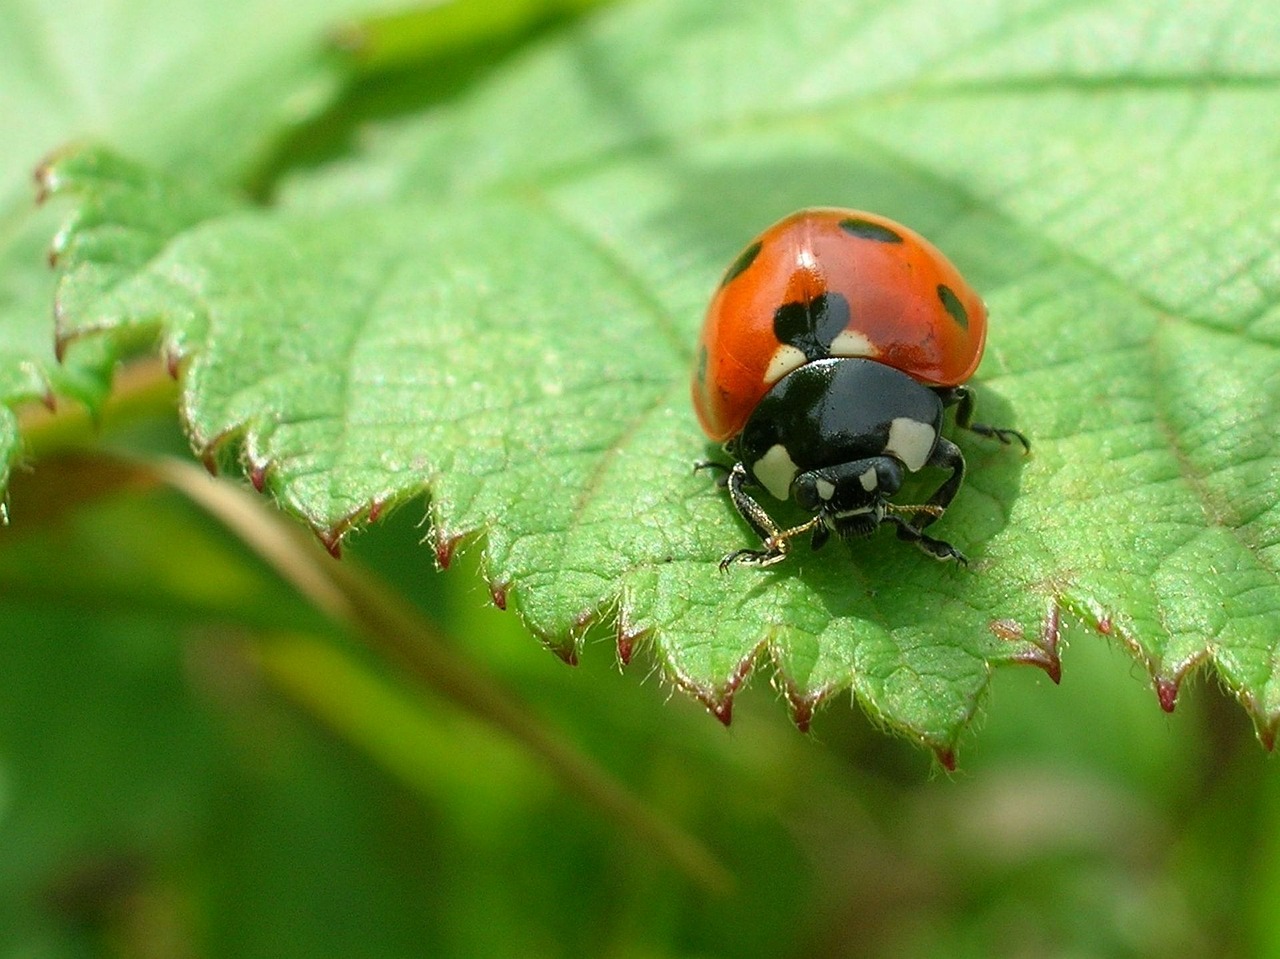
[828, 329, 877, 359]
[753, 444, 799, 501]
[815, 478, 836, 501]
[886, 418, 937, 472]
[764, 345, 807, 384]
[859, 467, 877, 491]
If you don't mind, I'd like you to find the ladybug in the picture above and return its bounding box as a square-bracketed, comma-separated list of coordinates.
[692, 208, 1028, 568]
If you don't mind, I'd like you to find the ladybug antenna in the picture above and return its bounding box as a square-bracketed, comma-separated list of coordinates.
[767, 516, 822, 551]
[884, 503, 944, 518]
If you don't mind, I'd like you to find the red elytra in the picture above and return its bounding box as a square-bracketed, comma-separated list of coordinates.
[692, 208, 987, 443]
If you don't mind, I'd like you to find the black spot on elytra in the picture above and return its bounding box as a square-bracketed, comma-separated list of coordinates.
[838, 217, 903, 244]
[772, 292, 852, 362]
[719, 240, 763, 288]
[937, 284, 968, 329]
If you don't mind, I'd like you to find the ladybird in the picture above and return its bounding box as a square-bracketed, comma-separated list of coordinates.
[692, 208, 1028, 568]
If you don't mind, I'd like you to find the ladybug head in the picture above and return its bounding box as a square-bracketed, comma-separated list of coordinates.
[792, 456, 906, 538]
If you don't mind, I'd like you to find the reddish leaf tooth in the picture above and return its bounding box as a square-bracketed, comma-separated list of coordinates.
[616, 623, 648, 667]
[934, 746, 958, 772]
[489, 581, 508, 611]
[1156, 677, 1179, 713]
[790, 697, 815, 734]
[248, 462, 268, 492]
[550, 643, 579, 667]
[316, 527, 343, 559]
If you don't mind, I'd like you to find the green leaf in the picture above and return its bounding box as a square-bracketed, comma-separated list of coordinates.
[26, 0, 1280, 755]
[0, 0, 396, 491]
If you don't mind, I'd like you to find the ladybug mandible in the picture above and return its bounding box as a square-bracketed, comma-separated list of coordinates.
[692, 208, 1028, 568]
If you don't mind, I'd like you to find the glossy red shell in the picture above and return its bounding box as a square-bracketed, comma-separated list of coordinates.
[692, 208, 988, 442]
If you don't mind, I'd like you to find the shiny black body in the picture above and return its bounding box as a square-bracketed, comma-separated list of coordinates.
[702, 356, 1028, 568]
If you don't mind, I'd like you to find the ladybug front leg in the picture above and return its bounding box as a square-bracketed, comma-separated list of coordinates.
[944, 386, 1030, 451]
[912, 437, 965, 530]
[883, 514, 967, 565]
[716, 463, 817, 569]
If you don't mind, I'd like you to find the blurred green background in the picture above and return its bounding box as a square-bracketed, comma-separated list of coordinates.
[3, 0, 1279, 956]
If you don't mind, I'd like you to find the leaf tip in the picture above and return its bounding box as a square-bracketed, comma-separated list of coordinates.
[1258, 721, 1278, 752]
[550, 610, 600, 667]
[248, 461, 268, 493]
[677, 679, 736, 726]
[489, 580, 509, 610]
[551, 643, 579, 667]
[1038, 600, 1063, 683]
[1155, 676, 1179, 713]
[704, 696, 734, 727]
[776, 671, 828, 733]
[32, 153, 60, 205]
[531, 614, 586, 667]
[789, 697, 816, 733]
[434, 530, 463, 570]
[1251, 707, 1278, 751]
[52, 300, 72, 363]
[1152, 652, 1213, 715]
[315, 527, 343, 559]
[934, 746, 958, 772]
[33, 143, 99, 205]
[615, 621, 649, 668]
[674, 644, 764, 728]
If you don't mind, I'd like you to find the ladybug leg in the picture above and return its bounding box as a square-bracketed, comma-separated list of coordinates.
[944, 386, 1030, 452]
[809, 523, 830, 551]
[913, 437, 966, 530]
[717, 463, 818, 569]
[883, 514, 968, 565]
[725, 463, 779, 544]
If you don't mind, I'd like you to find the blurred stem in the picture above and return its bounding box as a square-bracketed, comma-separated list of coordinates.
[148, 455, 734, 895]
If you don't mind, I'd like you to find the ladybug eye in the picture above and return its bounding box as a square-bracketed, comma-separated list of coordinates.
[792, 472, 830, 511]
